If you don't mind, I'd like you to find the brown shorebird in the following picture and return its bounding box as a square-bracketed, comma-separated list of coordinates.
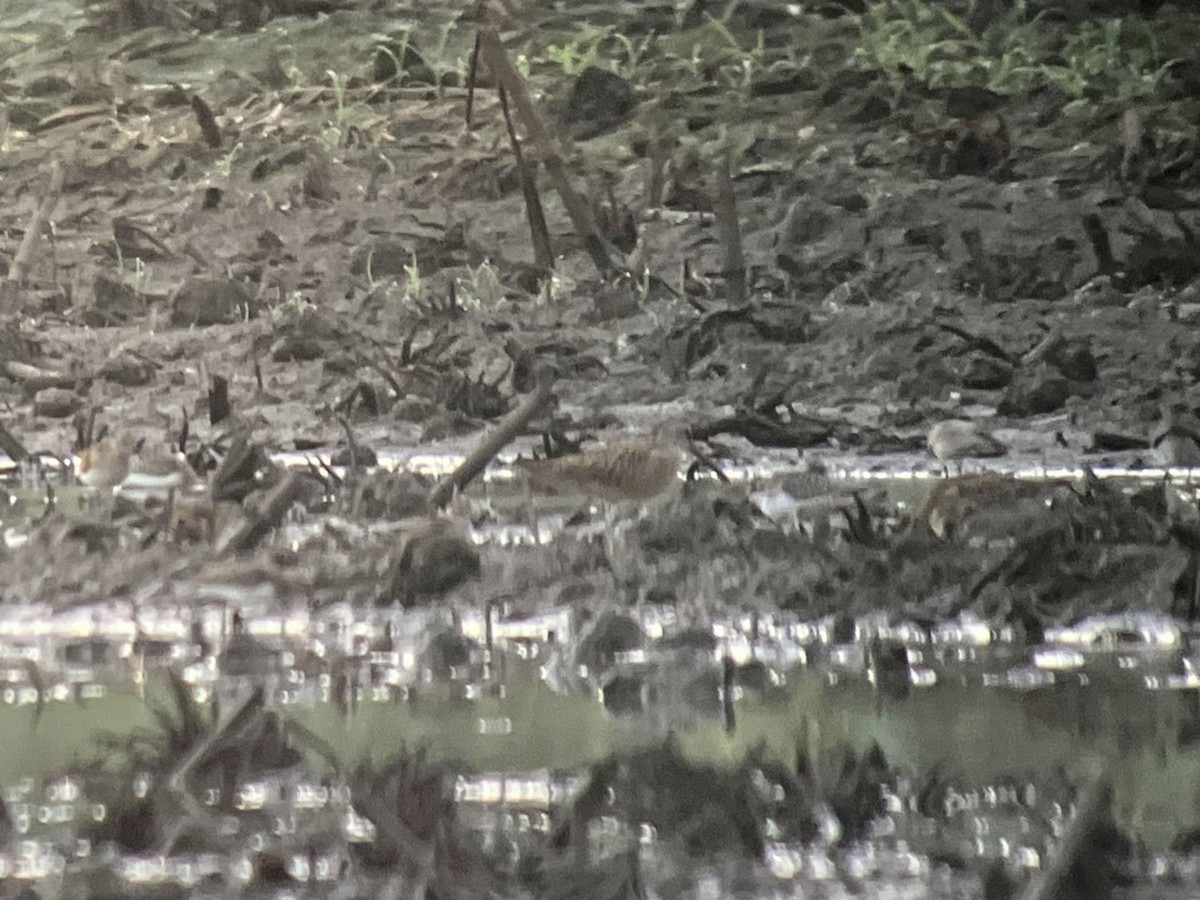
[513, 440, 682, 502]
[76, 431, 138, 489]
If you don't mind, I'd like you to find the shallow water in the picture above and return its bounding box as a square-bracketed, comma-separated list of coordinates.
[3, 600, 1200, 843]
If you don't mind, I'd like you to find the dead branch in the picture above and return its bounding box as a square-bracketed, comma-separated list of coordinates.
[4, 360, 76, 391]
[498, 85, 554, 271]
[714, 150, 746, 305]
[475, 29, 617, 276]
[427, 371, 557, 511]
[7, 161, 65, 288]
[215, 471, 307, 554]
[0, 419, 29, 463]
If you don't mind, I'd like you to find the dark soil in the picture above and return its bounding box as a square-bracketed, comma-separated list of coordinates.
[2, 0, 1199, 464]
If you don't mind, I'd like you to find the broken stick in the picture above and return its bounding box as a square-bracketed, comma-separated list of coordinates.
[427, 370, 558, 511]
[714, 150, 747, 305]
[7, 161, 64, 288]
[475, 29, 618, 277]
[215, 471, 306, 554]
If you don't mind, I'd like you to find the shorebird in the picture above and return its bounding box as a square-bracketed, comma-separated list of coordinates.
[1151, 406, 1200, 467]
[926, 420, 1007, 461]
[76, 431, 138, 489]
[512, 437, 690, 567]
[513, 440, 683, 502]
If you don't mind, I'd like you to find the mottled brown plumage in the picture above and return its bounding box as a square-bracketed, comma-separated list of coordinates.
[514, 442, 681, 502]
[76, 431, 137, 488]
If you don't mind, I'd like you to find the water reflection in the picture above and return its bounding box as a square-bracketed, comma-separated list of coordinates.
[3, 603, 1200, 827]
[3, 602, 1200, 742]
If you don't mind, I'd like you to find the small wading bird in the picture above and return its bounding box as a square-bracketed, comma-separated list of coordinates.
[1150, 405, 1200, 467]
[76, 431, 139, 489]
[513, 440, 684, 502]
[925, 420, 1007, 462]
[511, 436, 691, 566]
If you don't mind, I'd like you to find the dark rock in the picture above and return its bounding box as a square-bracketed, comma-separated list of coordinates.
[562, 67, 636, 140]
[868, 637, 911, 700]
[777, 199, 835, 246]
[112, 216, 172, 262]
[351, 471, 429, 520]
[981, 858, 1016, 900]
[24, 74, 72, 97]
[1126, 228, 1200, 287]
[169, 277, 255, 327]
[955, 353, 1013, 390]
[815, 0, 862, 12]
[212, 437, 270, 503]
[660, 626, 718, 651]
[1049, 340, 1098, 382]
[847, 91, 891, 124]
[729, 0, 796, 28]
[33, 387, 79, 418]
[827, 741, 890, 841]
[270, 333, 324, 362]
[555, 741, 810, 860]
[904, 223, 946, 249]
[998, 366, 1071, 416]
[351, 237, 413, 278]
[1091, 431, 1150, 452]
[98, 351, 156, 387]
[372, 34, 436, 86]
[924, 115, 1010, 178]
[588, 276, 640, 321]
[817, 65, 877, 107]
[827, 191, 869, 213]
[735, 660, 773, 692]
[422, 628, 477, 677]
[220, 624, 281, 678]
[577, 612, 644, 672]
[944, 85, 1005, 118]
[302, 156, 338, 204]
[83, 270, 143, 326]
[602, 673, 646, 715]
[380, 521, 480, 606]
[250, 147, 306, 181]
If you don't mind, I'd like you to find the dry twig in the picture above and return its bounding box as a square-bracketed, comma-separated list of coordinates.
[427, 371, 557, 510]
[5, 161, 65, 299]
[215, 471, 307, 554]
[475, 29, 617, 276]
[714, 150, 746, 305]
[498, 85, 554, 271]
